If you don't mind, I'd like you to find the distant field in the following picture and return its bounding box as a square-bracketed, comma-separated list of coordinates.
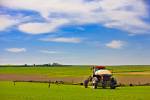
[0, 65, 150, 77]
[0, 81, 150, 100]
[0, 65, 150, 84]
[0, 66, 91, 77]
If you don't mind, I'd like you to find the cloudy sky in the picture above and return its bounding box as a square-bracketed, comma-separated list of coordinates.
[0, 0, 150, 65]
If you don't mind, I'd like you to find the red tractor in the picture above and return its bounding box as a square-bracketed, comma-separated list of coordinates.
[84, 66, 117, 89]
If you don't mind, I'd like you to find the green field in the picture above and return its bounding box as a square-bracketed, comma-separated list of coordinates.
[0, 65, 150, 77]
[0, 66, 150, 100]
[0, 66, 90, 77]
[0, 81, 150, 100]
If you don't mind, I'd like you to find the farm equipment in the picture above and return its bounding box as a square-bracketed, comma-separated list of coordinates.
[84, 66, 117, 89]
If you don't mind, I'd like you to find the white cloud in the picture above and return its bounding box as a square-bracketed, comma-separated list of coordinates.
[0, 15, 17, 31]
[0, 14, 37, 32]
[0, 0, 150, 34]
[40, 37, 82, 43]
[5, 48, 26, 53]
[106, 40, 125, 49]
[40, 50, 60, 54]
[18, 19, 69, 34]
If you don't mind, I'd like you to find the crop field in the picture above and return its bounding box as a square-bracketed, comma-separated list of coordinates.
[0, 66, 90, 77]
[0, 65, 150, 84]
[0, 65, 150, 77]
[0, 81, 150, 100]
[0, 66, 150, 100]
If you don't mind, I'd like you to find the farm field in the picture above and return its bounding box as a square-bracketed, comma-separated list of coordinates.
[0, 65, 150, 84]
[0, 81, 150, 100]
[0, 65, 150, 77]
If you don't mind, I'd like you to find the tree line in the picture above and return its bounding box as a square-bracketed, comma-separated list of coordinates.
[0, 63, 73, 67]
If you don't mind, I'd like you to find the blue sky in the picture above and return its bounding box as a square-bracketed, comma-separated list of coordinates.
[0, 0, 150, 65]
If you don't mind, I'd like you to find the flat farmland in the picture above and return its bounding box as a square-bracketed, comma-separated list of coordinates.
[0, 66, 150, 84]
[0, 81, 150, 100]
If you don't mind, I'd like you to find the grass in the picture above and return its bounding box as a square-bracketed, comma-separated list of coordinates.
[0, 66, 150, 100]
[0, 81, 150, 100]
[0, 65, 150, 77]
[0, 66, 91, 77]
[107, 65, 150, 73]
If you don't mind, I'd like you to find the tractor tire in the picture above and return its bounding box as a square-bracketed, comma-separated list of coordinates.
[93, 83, 98, 89]
[92, 77, 98, 89]
[110, 85, 116, 89]
[102, 81, 106, 89]
[84, 80, 89, 88]
[110, 82, 116, 89]
[85, 85, 88, 88]
[110, 78, 117, 89]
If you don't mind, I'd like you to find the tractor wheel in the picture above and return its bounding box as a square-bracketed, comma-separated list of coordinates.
[110, 82, 116, 89]
[93, 82, 98, 89]
[110, 85, 116, 89]
[92, 77, 98, 89]
[110, 78, 117, 89]
[84, 80, 89, 88]
[85, 85, 88, 88]
[110, 83, 116, 89]
[102, 81, 106, 89]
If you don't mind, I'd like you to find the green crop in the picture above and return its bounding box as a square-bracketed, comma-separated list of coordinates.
[0, 81, 150, 100]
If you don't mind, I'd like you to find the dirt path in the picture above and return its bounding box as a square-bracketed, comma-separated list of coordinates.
[0, 74, 85, 83]
[0, 74, 150, 85]
[115, 72, 150, 75]
[116, 76, 150, 85]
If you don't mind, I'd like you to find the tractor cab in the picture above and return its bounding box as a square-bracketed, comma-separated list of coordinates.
[93, 66, 106, 76]
[95, 66, 106, 69]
